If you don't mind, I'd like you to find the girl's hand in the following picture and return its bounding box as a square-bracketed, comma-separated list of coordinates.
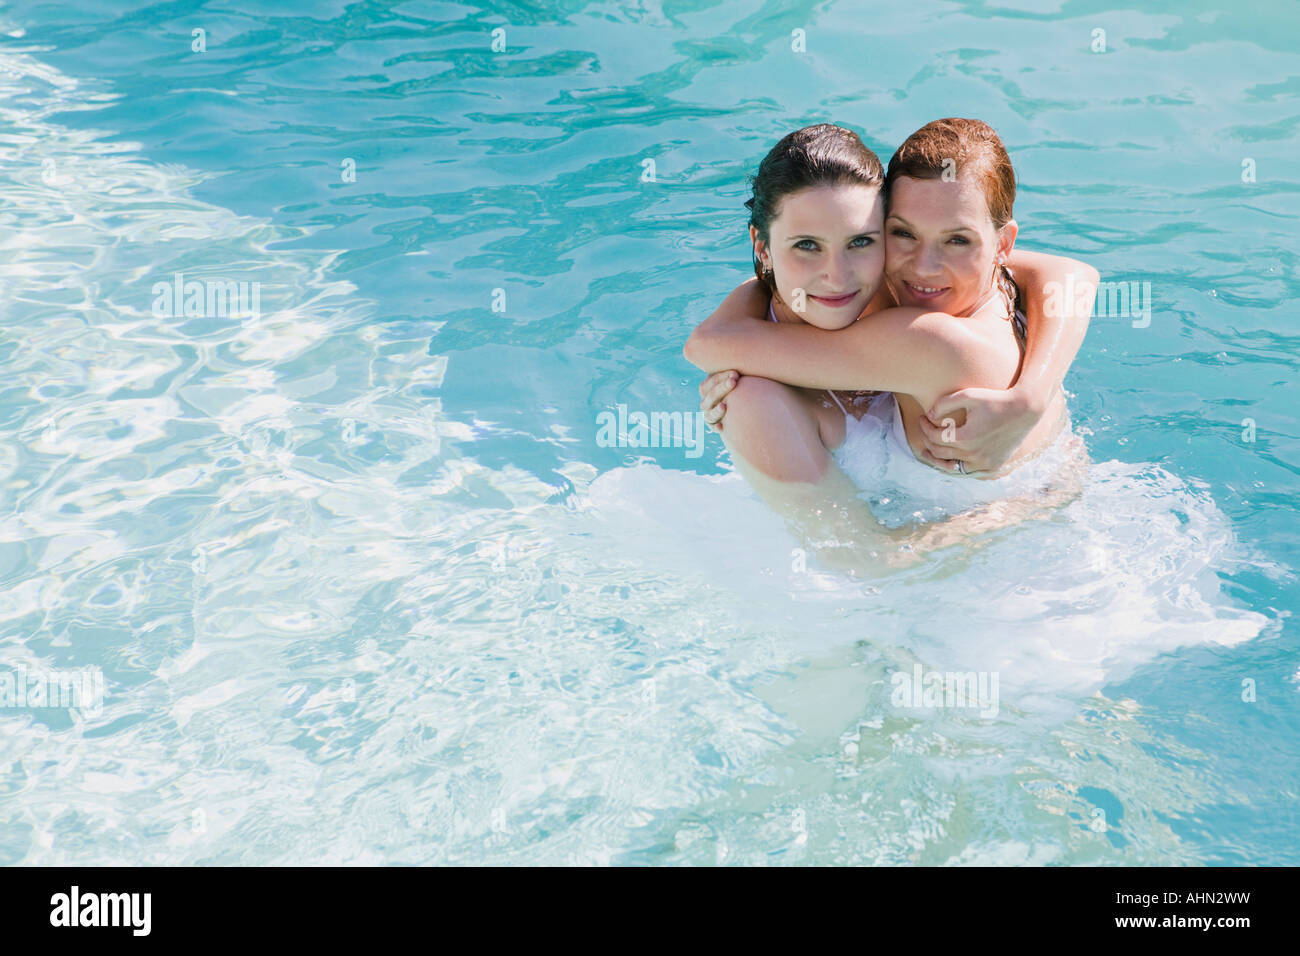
[917, 386, 1040, 475]
[699, 370, 740, 430]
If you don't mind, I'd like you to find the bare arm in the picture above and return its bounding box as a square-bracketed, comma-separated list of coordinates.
[684, 291, 994, 406]
[1003, 249, 1098, 412]
[917, 250, 1097, 474]
[692, 277, 771, 330]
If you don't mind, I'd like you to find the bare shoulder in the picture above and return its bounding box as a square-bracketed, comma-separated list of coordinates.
[952, 313, 1026, 387]
[727, 275, 768, 303]
[859, 305, 970, 346]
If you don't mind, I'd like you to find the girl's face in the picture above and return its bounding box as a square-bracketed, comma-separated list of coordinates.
[884, 175, 1017, 317]
[751, 183, 885, 330]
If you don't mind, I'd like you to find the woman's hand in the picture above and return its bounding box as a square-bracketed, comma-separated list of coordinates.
[699, 370, 740, 430]
[917, 386, 1040, 475]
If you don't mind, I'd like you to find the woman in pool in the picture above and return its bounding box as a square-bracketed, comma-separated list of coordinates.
[682, 120, 1098, 560]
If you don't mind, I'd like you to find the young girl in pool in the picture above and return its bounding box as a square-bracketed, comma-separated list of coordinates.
[682, 120, 1098, 560]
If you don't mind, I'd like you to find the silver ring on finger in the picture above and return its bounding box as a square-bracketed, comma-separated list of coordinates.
[954, 459, 967, 476]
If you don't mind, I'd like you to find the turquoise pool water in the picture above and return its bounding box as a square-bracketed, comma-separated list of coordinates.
[0, 0, 1296, 865]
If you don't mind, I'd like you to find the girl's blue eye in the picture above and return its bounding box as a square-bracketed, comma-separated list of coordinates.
[948, 236, 969, 245]
[795, 237, 874, 250]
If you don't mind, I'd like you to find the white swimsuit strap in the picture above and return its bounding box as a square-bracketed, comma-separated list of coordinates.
[889, 394, 911, 452]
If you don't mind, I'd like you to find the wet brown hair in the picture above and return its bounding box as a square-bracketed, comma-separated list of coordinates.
[744, 124, 885, 296]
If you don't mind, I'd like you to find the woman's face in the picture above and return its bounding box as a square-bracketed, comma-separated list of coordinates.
[751, 183, 885, 330]
[884, 175, 1017, 316]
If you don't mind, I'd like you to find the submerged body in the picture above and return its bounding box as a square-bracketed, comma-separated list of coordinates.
[832, 390, 1083, 526]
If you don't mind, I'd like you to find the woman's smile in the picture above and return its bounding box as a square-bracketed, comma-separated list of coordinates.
[808, 290, 861, 308]
[898, 279, 951, 304]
